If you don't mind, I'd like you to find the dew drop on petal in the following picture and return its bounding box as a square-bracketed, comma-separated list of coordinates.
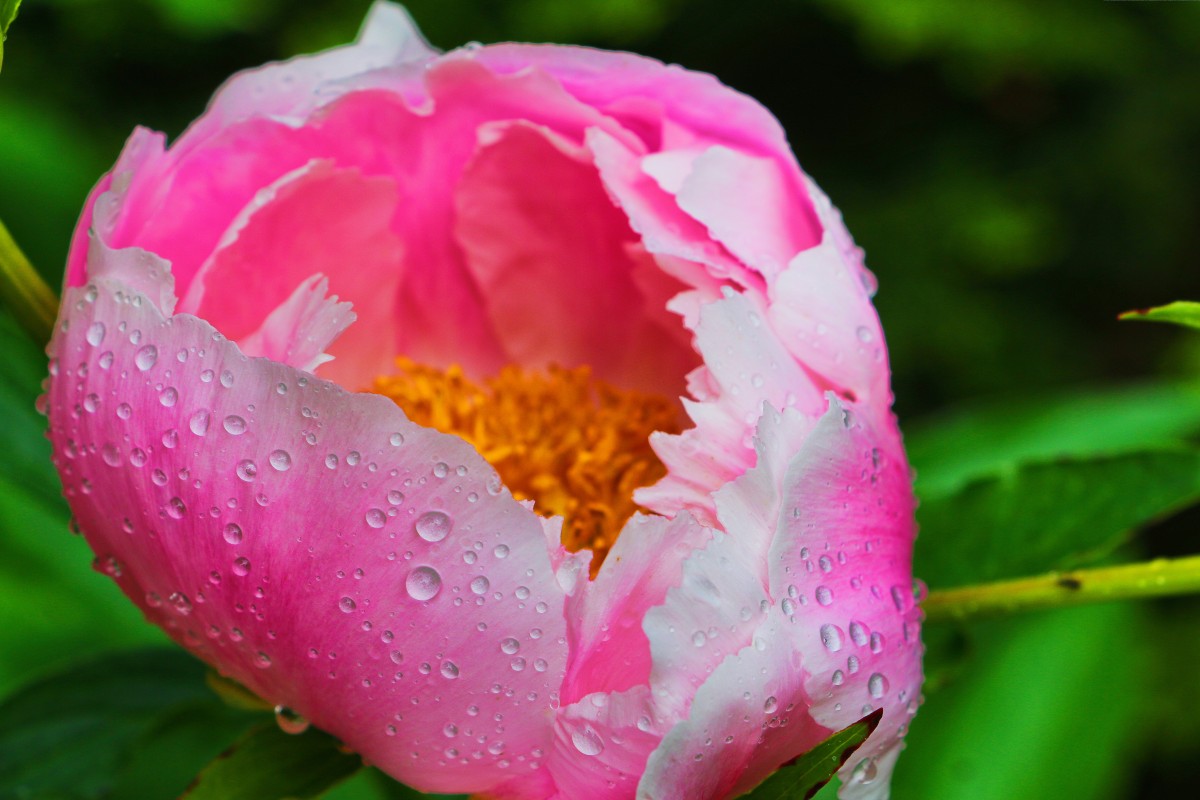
[223, 523, 243, 544]
[415, 510, 452, 542]
[815, 585, 833, 606]
[274, 705, 310, 735]
[232, 557, 251, 577]
[269, 449, 292, 472]
[365, 508, 386, 529]
[85, 321, 106, 347]
[868, 673, 888, 699]
[763, 696, 779, 714]
[339, 596, 357, 613]
[441, 661, 460, 680]
[134, 345, 158, 371]
[571, 726, 605, 756]
[236, 459, 257, 482]
[223, 415, 247, 435]
[500, 637, 520, 655]
[470, 576, 490, 595]
[189, 410, 211, 436]
[405, 566, 442, 601]
[820, 623, 844, 652]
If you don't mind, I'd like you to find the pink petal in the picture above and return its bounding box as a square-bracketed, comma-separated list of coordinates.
[186, 1, 435, 136]
[675, 146, 818, 281]
[562, 513, 714, 704]
[454, 120, 696, 395]
[766, 401, 922, 800]
[183, 160, 404, 387]
[587, 128, 753, 289]
[546, 686, 664, 800]
[637, 607, 832, 800]
[767, 231, 890, 415]
[637, 290, 825, 521]
[46, 273, 571, 795]
[237, 275, 355, 374]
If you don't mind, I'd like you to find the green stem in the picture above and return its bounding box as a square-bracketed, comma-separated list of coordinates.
[0, 218, 57, 344]
[923, 554, 1200, 623]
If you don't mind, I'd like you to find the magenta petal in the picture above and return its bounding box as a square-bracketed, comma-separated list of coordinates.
[563, 513, 713, 703]
[547, 686, 664, 800]
[455, 121, 696, 394]
[46, 276, 569, 795]
[638, 608, 831, 800]
[767, 402, 921, 799]
[185, 160, 404, 387]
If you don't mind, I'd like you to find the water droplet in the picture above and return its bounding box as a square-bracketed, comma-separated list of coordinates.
[339, 596, 357, 613]
[223, 415, 247, 435]
[405, 566, 442, 601]
[470, 576, 490, 595]
[415, 510, 452, 542]
[134, 345, 157, 371]
[189, 410, 211, 436]
[269, 450, 292, 471]
[856, 326, 874, 343]
[116, 402, 132, 420]
[101, 443, 121, 467]
[763, 696, 779, 714]
[389, 432, 404, 446]
[85, 322, 106, 346]
[441, 661, 459, 679]
[236, 459, 257, 482]
[165, 497, 186, 520]
[692, 631, 707, 648]
[168, 591, 192, 615]
[499, 637, 520, 655]
[274, 705, 310, 734]
[223, 523, 243, 544]
[493, 544, 509, 559]
[365, 508, 386, 528]
[159, 387, 178, 407]
[820, 623, 844, 652]
[849, 757, 878, 785]
[232, 557, 251, 577]
[815, 585, 833, 606]
[161, 429, 178, 449]
[220, 369, 235, 388]
[571, 726, 605, 756]
[129, 447, 147, 467]
[432, 462, 449, 478]
[849, 621, 869, 647]
[868, 673, 888, 699]
[869, 632, 885, 653]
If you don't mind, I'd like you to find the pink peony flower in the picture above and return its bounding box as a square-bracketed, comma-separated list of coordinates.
[44, 3, 922, 798]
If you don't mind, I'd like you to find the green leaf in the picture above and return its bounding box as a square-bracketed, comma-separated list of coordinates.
[915, 448, 1200, 589]
[1120, 300, 1200, 331]
[905, 382, 1200, 500]
[893, 603, 1146, 800]
[183, 724, 363, 800]
[0, 0, 21, 71]
[0, 648, 260, 799]
[740, 709, 883, 800]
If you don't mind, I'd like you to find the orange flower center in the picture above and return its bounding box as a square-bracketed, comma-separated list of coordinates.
[373, 359, 683, 570]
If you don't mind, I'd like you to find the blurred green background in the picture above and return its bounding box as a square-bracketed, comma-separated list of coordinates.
[2, 1, 1199, 798]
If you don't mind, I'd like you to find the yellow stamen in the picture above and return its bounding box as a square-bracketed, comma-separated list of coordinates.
[373, 358, 682, 570]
